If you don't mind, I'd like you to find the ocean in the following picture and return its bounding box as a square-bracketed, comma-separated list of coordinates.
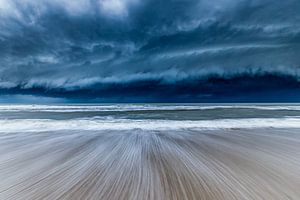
[0, 104, 299, 199]
[1, 103, 300, 131]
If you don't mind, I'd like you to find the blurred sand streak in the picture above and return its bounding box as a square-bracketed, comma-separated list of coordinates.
[0, 128, 299, 200]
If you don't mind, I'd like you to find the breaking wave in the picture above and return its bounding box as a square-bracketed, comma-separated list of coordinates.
[0, 117, 300, 132]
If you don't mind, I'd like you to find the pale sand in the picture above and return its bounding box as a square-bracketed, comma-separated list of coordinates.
[0, 128, 299, 200]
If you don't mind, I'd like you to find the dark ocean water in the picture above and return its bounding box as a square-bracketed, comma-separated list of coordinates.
[1, 103, 300, 119]
[0, 104, 300, 132]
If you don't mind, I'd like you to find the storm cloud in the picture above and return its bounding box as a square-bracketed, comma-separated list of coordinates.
[1, 0, 300, 102]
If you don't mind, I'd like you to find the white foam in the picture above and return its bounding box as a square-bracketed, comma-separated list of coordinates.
[0, 118, 300, 132]
[1, 104, 300, 112]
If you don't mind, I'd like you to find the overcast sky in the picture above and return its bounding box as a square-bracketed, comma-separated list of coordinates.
[1, 0, 300, 102]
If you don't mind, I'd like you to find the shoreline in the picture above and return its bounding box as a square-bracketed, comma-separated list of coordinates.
[0, 128, 299, 199]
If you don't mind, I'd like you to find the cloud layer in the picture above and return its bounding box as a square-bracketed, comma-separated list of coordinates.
[1, 0, 300, 101]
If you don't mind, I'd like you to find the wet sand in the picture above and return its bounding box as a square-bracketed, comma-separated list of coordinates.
[0, 128, 299, 200]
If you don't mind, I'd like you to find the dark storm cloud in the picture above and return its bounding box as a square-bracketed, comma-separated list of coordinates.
[0, 0, 300, 101]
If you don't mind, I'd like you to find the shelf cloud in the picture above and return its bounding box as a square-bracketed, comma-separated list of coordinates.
[1, 0, 300, 102]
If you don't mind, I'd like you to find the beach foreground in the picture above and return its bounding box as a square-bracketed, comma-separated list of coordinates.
[0, 128, 299, 200]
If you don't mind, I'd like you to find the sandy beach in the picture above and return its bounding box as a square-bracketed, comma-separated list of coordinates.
[0, 128, 299, 200]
